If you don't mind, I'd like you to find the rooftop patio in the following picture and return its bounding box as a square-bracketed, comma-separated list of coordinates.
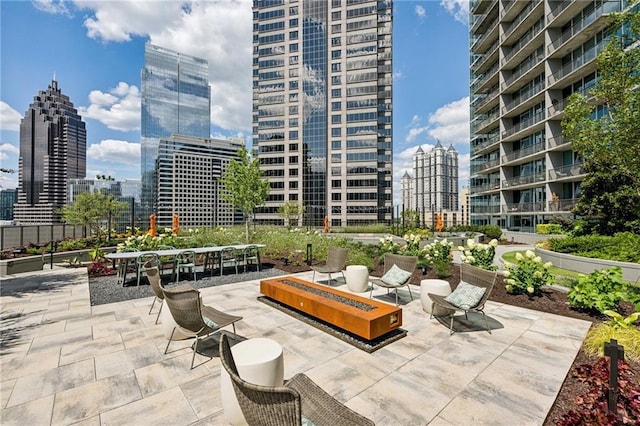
[1, 267, 591, 425]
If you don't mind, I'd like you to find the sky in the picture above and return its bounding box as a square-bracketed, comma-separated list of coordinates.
[0, 0, 471, 206]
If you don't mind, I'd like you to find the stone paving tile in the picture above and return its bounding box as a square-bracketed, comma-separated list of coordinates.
[28, 326, 92, 354]
[0, 378, 16, 409]
[134, 352, 211, 398]
[120, 324, 166, 349]
[439, 376, 545, 426]
[426, 338, 497, 374]
[1, 347, 61, 381]
[189, 409, 226, 425]
[305, 356, 377, 403]
[59, 333, 124, 365]
[345, 370, 451, 424]
[95, 342, 164, 380]
[397, 352, 477, 398]
[336, 345, 408, 382]
[179, 371, 223, 419]
[7, 358, 95, 407]
[65, 311, 117, 331]
[100, 386, 199, 425]
[92, 316, 146, 340]
[0, 394, 54, 426]
[51, 372, 142, 424]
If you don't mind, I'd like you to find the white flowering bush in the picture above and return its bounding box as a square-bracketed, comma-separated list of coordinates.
[423, 238, 454, 277]
[458, 238, 498, 271]
[503, 250, 554, 295]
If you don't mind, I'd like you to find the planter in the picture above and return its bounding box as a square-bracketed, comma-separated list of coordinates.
[0, 256, 44, 276]
[536, 248, 640, 283]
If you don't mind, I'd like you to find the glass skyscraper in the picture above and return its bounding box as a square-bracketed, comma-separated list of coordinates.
[252, 0, 393, 227]
[140, 43, 211, 214]
[13, 79, 86, 224]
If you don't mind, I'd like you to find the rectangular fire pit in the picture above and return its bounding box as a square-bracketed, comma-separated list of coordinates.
[260, 276, 402, 340]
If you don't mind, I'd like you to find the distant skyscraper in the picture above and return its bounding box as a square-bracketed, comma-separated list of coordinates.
[252, 0, 393, 227]
[140, 43, 211, 214]
[156, 134, 244, 228]
[13, 80, 86, 224]
[0, 189, 18, 221]
[402, 143, 459, 227]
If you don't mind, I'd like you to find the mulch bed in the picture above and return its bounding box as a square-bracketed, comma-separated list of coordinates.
[262, 255, 639, 425]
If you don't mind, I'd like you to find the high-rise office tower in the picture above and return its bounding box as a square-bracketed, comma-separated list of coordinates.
[469, 0, 627, 232]
[140, 43, 211, 215]
[156, 134, 244, 228]
[252, 0, 393, 227]
[13, 80, 86, 224]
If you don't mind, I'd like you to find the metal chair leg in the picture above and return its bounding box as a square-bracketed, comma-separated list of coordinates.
[191, 337, 199, 369]
[148, 297, 157, 315]
[154, 301, 163, 325]
[165, 327, 176, 354]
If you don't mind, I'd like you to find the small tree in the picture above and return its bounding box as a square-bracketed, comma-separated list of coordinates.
[562, 4, 640, 235]
[278, 201, 305, 229]
[402, 209, 420, 229]
[220, 147, 270, 242]
[60, 192, 127, 239]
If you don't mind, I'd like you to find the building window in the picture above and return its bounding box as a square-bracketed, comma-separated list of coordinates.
[331, 114, 341, 124]
[289, 130, 299, 139]
[331, 128, 341, 137]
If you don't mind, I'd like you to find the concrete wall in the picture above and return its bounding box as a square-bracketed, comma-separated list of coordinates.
[502, 230, 565, 245]
[536, 248, 640, 283]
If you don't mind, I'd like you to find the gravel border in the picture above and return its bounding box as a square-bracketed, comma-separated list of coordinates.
[89, 267, 287, 306]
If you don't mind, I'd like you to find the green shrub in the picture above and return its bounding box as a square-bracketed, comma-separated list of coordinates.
[567, 267, 628, 313]
[536, 223, 562, 235]
[503, 250, 554, 295]
[478, 224, 502, 240]
[457, 238, 498, 270]
[547, 232, 640, 263]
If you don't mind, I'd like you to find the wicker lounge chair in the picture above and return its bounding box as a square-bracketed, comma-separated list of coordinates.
[428, 263, 498, 335]
[219, 334, 374, 426]
[369, 253, 418, 305]
[311, 247, 348, 284]
[162, 287, 242, 369]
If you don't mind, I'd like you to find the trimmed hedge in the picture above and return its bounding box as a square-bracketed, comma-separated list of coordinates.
[536, 224, 563, 235]
[547, 232, 640, 263]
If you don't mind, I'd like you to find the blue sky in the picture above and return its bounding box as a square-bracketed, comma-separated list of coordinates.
[0, 0, 470, 205]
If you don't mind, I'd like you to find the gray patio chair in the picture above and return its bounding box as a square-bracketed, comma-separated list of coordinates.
[156, 245, 176, 277]
[220, 247, 239, 276]
[428, 263, 498, 335]
[311, 247, 348, 284]
[174, 250, 197, 282]
[135, 252, 158, 286]
[369, 253, 418, 305]
[117, 247, 139, 286]
[241, 244, 261, 272]
[202, 243, 219, 277]
[162, 287, 242, 369]
[219, 334, 374, 426]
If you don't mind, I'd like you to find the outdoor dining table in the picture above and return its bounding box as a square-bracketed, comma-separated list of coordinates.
[105, 244, 265, 285]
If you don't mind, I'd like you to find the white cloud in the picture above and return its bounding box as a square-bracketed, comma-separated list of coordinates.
[74, 0, 252, 132]
[393, 71, 403, 80]
[86, 139, 140, 166]
[440, 0, 469, 25]
[78, 82, 141, 132]
[33, 0, 72, 16]
[0, 143, 19, 157]
[415, 5, 426, 19]
[426, 96, 470, 144]
[0, 102, 22, 132]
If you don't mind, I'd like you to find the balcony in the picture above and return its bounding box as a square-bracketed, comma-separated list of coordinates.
[501, 141, 545, 164]
[471, 133, 500, 155]
[502, 111, 545, 139]
[474, 157, 501, 173]
[471, 19, 499, 53]
[547, 0, 573, 23]
[471, 62, 499, 92]
[548, 41, 607, 87]
[502, 80, 545, 115]
[503, 201, 545, 213]
[473, 112, 500, 134]
[501, 50, 545, 91]
[547, 1, 619, 56]
[501, 0, 542, 44]
[502, 172, 546, 189]
[547, 135, 570, 150]
[474, 86, 500, 112]
[501, 20, 545, 68]
[472, 204, 501, 214]
[471, 0, 498, 34]
[473, 43, 499, 73]
[548, 198, 578, 212]
[548, 162, 585, 180]
[471, 182, 501, 193]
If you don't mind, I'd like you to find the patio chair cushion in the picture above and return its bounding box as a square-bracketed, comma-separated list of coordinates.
[381, 264, 413, 286]
[202, 316, 219, 329]
[445, 281, 486, 309]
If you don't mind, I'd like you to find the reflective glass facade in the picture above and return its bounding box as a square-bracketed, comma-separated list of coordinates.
[140, 44, 211, 214]
[14, 80, 86, 224]
[252, 0, 393, 227]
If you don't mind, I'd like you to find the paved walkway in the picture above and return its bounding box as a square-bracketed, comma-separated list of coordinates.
[1, 267, 590, 425]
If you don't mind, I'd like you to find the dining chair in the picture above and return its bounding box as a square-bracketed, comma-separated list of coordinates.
[220, 247, 239, 276]
[203, 243, 219, 277]
[135, 253, 159, 286]
[156, 245, 176, 277]
[117, 248, 139, 286]
[241, 245, 261, 272]
[174, 250, 197, 282]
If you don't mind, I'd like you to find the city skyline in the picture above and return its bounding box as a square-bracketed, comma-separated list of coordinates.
[0, 1, 471, 206]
